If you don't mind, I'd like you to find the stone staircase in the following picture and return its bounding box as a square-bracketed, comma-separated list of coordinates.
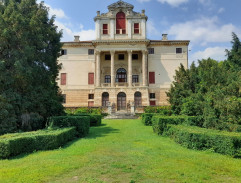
[104, 111, 138, 119]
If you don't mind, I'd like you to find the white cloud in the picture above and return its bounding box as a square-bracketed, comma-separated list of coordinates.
[190, 47, 228, 64]
[157, 0, 189, 7]
[55, 21, 95, 41]
[147, 20, 162, 38]
[137, 0, 151, 2]
[166, 16, 240, 45]
[218, 7, 225, 14]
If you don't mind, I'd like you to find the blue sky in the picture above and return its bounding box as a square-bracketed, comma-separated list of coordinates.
[39, 0, 241, 65]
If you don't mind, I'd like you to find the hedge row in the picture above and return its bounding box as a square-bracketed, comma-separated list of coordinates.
[144, 106, 172, 114]
[163, 124, 241, 157]
[141, 113, 154, 126]
[47, 116, 90, 137]
[0, 127, 76, 159]
[72, 114, 102, 126]
[152, 116, 199, 134]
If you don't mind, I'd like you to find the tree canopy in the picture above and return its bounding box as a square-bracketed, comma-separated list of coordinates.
[0, 0, 64, 134]
[167, 32, 241, 130]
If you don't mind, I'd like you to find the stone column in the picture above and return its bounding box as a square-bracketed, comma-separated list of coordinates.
[96, 50, 101, 87]
[128, 50, 133, 87]
[110, 50, 115, 87]
[142, 50, 148, 86]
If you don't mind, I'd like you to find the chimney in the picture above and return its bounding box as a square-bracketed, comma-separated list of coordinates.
[162, 34, 168, 41]
[74, 35, 80, 42]
[97, 11, 100, 16]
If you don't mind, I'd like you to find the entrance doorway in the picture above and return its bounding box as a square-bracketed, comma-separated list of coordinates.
[117, 92, 126, 110]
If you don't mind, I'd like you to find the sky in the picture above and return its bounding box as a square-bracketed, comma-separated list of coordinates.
[38, 0, 241, 65]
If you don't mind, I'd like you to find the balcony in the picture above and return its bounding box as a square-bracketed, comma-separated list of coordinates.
[116, 82, 128, 87]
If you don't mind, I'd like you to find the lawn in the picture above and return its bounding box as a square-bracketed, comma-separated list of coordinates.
[0, 119, 241, 183]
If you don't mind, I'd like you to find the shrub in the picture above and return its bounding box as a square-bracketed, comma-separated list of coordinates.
[0, 127, 76, 159]
[47, 116, 90, 137]
[144, 106, 172, 115]
[74, 114, 102, 126]
[141, 113, 155, 126]
[163, 124, 241, 157]
[152, 116, 199, 135]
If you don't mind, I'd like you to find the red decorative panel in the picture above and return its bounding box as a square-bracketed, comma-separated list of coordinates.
[150, 101, 156, 106]
[88, 73, 94, 85]
[88, 101, 94, 107]
[149, 72, 155, 84]
[116, 12, 126, 34]
[61, 73, 66, 85]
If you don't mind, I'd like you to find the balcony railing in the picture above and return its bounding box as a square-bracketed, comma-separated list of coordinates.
[115, 82, 128, 87]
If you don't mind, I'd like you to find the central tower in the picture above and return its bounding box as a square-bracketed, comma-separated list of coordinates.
[94, 0, 148, 40]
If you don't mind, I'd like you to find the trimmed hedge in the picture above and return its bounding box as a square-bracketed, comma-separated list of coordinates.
[73, 114, 102, 126]
[152, 116, 199, 134]
[142, 113, 155, 126]
[144, 106, 172, 114]
[163, 124, 241, 157]
[47, 116, 90, 137]
[0, 127, 76, 159]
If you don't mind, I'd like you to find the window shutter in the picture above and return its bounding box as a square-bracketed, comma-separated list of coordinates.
[61, 73, 66, 85]
[103, 24, 108, 34]
[134, 23, 139, 34]
[149, 72, 155, 84]
[88, 73, 94, 85]
[150, 101, 156, 106]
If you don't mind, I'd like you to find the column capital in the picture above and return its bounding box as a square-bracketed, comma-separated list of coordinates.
[110, 50, 115, 55]
[127, 50, 133, 54]
[142, 50, 148, 55]
[95, 50, 101, 55]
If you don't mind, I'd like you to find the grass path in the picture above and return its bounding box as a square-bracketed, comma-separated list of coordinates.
[1, 119, 241, 183]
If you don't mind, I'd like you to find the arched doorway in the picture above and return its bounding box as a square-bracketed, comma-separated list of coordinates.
[116, 12, 126, 34]
[102, 92, 109, 107]
[134, 92, 142, 107]
[117, 92, 126, 110]
[116, 68, 127, 83]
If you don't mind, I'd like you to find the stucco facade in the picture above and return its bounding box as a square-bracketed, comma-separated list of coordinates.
[58, 0, 189, 112]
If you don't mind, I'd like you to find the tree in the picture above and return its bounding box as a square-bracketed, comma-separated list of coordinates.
[0, 0, 64, 134]
[167, 33, 241, 130]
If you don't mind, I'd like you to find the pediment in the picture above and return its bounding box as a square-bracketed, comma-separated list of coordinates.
[108, 0, 134, 11]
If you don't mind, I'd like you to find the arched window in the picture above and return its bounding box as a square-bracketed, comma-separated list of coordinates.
[116, 12, 126, 34]
[102, 92, 109, 107]
[134, 92, 142, 107]
[116, 68, 127, 83]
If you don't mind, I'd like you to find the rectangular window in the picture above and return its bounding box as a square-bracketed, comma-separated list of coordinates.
[61, 49, 67, 55]
[105, 75, 111, 83]
[148, 48, 154, 54]
[62, 94, 66, 104]
[149, 72, 155, 84]
[118, 54, 124, 60]
[132, 54, 138, 60]
[103, 24, 108, 34]
[88, 101, 94, 107]
[105, 54, 111, 60]
[134, 23, 139, 34]
[150, 101, 156, 106]
[61, 73, 66, 85]
[88, 94, 94, 99]
[88, 49, 94, 55]
[150, 93, 156, 99]
[88, 73, 94, 85]
[176, 48, 182, 54]
[132, 75, 139, 83]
